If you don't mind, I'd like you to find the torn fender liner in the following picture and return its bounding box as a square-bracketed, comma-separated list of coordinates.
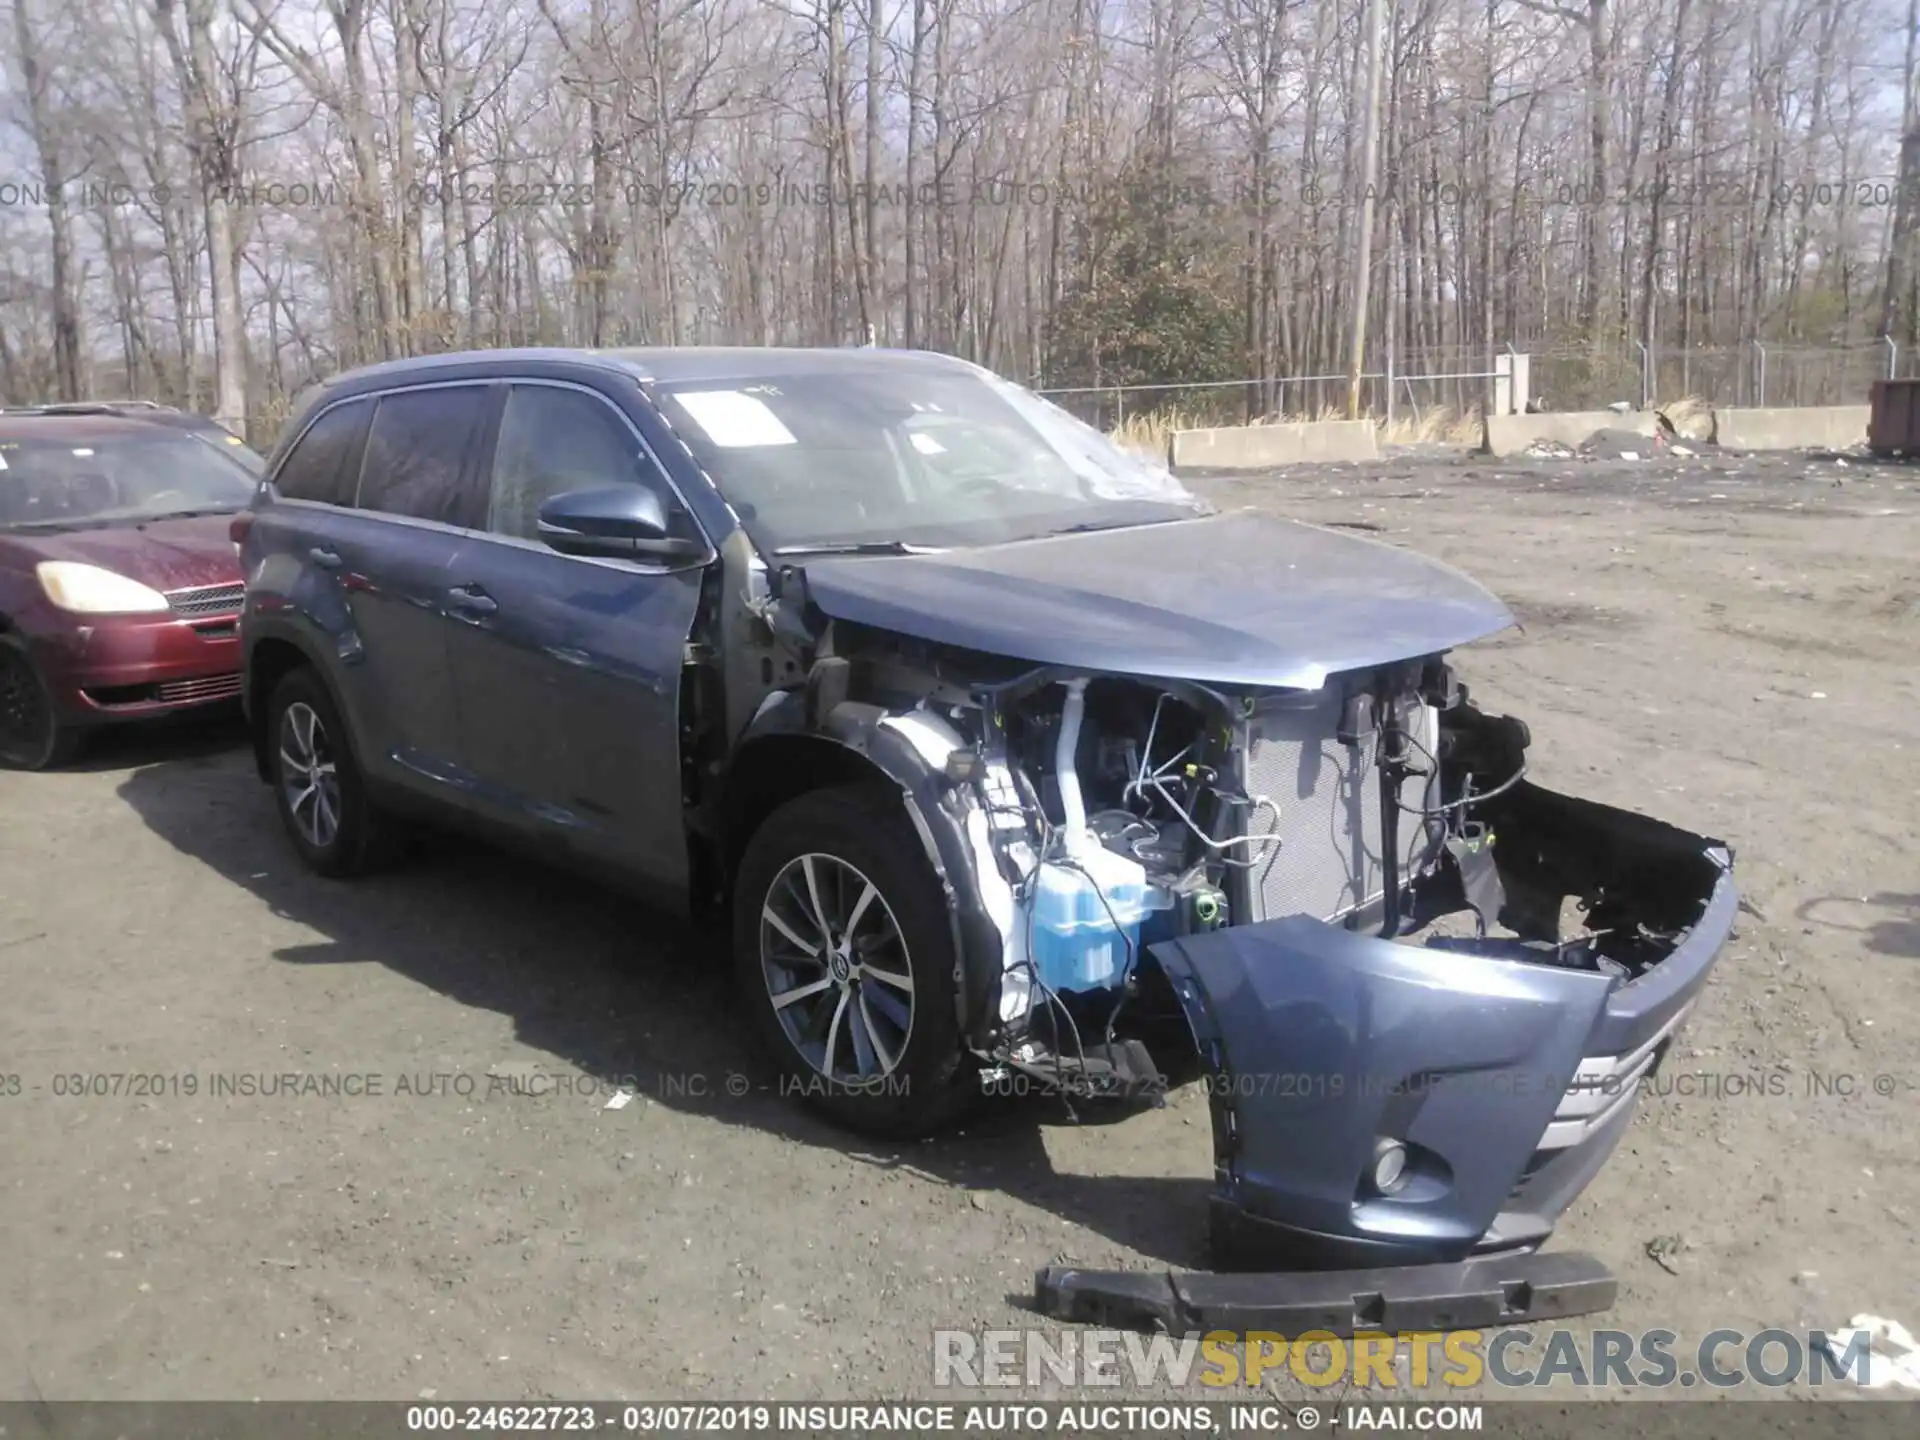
[1033, 1251, 1616, 1337]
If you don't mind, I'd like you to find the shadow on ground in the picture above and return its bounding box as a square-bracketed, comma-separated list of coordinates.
[114, 740, 1213, 1272]
[1796, 893, 1920, 961]
[63, 703, 251, 773]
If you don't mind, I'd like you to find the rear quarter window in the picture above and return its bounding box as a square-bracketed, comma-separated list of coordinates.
[272, 398, 372, 506]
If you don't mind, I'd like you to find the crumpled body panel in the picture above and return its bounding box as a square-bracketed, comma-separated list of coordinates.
[1149, 781, 1736, 1272]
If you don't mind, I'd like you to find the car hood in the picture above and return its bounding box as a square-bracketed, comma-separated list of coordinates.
[798, 511, 1516, 689]
[9, 514, 240, 594]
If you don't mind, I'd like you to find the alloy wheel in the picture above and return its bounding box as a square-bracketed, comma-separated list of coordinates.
[279, 700, 342, 849]
[0, 647, 53, 764]
[759, 852, 915, 1082]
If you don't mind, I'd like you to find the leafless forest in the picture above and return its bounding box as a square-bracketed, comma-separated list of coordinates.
[3, 0, 1920, 436]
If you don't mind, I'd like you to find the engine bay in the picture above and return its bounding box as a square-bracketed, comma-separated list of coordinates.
[797, 622, 1724, 1101]
[697, 531, 1732, 1110]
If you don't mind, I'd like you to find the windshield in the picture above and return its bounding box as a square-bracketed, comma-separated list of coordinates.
[648, 363, 1207, 552]
[189, 428, 268, 476]
[0, 433, 259, 530]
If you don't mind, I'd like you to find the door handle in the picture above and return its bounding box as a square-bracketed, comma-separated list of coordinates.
[309, 547, 342, 569]
[445, 584, 498, 619]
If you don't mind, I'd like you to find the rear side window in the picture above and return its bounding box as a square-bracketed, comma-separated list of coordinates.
[356, 385, 490, 527]
[488, 384, 683, 542]
[272, 398, 371, 506]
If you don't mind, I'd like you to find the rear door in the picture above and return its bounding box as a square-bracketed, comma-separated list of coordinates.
[251, 394, 379, 745]
[323, 382, 494, 791]
[439, 379, 708, 890]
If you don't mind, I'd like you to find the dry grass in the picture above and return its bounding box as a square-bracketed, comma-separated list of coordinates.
[1109, 401, 1485, 457]
[1109, 407, 1204, 458]
[1378, 405, 1484, 446]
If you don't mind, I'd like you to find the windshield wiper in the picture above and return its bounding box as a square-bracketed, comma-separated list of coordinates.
[2, 505, 240, 532]
[138, 507, 242, 522]
[770, 539, 945, 557]
[1040, 514, 1193, 538]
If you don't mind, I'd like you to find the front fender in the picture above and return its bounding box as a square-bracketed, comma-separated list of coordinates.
[736, 696, 1008, 1045]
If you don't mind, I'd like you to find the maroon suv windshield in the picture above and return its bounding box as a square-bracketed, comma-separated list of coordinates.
[0, 434, 259, 530]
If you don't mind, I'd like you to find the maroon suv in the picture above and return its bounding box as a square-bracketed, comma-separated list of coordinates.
[0, 410, 263, 768]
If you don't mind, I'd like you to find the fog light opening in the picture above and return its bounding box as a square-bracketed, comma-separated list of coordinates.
[1371, 1138, 1409, 1195]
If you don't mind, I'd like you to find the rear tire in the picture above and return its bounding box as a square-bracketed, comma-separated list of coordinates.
[0, 633, 81, 771]
[266, 665, 394, 878]
[733, 785, 976, 1139]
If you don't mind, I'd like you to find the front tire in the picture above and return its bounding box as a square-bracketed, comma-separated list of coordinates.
[733, 785, 975, 1138]
[0, 633, 81, 771]
[266, 666, 392, 878]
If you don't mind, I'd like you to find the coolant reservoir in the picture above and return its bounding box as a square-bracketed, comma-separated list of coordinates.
[1024, 845, 1167, 994]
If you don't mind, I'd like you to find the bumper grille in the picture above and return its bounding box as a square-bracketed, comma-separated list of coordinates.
[1241, 687, 1439, 923]
[167, 582, 245, 617]
[155, 672, 242, 705]
[1536, 1004, 1692, 1150]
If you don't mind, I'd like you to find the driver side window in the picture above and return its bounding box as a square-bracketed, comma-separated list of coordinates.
[487, 383, 682, 543]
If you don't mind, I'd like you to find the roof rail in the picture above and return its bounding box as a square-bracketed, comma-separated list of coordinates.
[0, 399, 180, 416]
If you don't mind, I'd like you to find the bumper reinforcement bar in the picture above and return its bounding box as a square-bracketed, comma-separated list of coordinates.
[1033, 1250, 1616, 1337]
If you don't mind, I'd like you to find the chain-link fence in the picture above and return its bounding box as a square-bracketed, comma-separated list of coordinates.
[1037, 346, 1502, 432]
[1529, 339, 1906, 411]
[1041, 340, 1911, 437]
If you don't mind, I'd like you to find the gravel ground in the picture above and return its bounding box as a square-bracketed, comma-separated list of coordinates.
[1, 447, 1916, 1405]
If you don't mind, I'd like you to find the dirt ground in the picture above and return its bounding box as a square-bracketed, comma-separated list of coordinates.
[2, 448, 1916, 1405]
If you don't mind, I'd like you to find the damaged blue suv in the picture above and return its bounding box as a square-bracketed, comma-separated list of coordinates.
[236, 347, 1734, 1317]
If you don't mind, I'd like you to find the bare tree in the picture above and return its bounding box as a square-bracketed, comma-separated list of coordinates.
[235, 0, 403, 359]
[8, 0, 85, 399]
[154, 0, 254, 431]
[0, 0, 1908, 419]
[1348, 0, 1387, 416]
[1882, 0, 1920, 344]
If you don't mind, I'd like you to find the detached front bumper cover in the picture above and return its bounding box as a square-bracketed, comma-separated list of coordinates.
[1032, 780, 1734, 1329]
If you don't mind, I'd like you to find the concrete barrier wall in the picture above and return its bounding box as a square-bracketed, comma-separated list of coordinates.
[1483, 410, 1659, 457]
[1715, 406, 1869, 451]
[1168, 420, 1379, 469]
[1168, 405, 1868, 467]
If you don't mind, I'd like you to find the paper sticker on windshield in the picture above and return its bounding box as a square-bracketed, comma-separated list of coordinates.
[0, 453, 7, 469]
[673, 390, 797, 448]
[908, 431, 947, 455]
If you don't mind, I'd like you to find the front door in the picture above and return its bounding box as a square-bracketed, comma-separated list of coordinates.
[441, 380, 707, 890]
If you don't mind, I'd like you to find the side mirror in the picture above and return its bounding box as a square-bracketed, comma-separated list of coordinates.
[535, 485, 706, 562]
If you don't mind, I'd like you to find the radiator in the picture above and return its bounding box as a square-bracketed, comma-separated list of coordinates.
[1240, 685, 1440, 923]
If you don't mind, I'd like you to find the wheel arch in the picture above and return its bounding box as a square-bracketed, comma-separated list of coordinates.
[720, 729, 901, 882]
[719, 697, 1006, 1045]
[245, 633, 341, 784]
